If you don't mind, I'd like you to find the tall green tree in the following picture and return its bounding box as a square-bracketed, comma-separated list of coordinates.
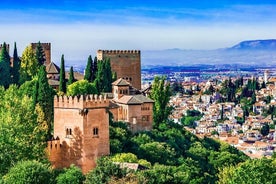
[149, 76, 172, 128]
[12, 42, 20, 85]
[37, 66, 54, 137]
[104, 58, 112, 92]
[95, 59, 113, 93]
[92, 56, 98, 81]
[67, 66, 75, 86]
[0, 42, 11, 88]
[35, 41, 46, 66]
[59, 54, 66, 93]
[84, 55, 93, 82]
[19, 45, 38, 83]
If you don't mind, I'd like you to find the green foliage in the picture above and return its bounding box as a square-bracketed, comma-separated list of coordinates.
[19, 45, 38, 84]
[111, 153, 151, 168]
[37, 66, 55, 137]
[59, 54, 66, 93]
[92, 56, 98, 81]
[181, 110, 202, 127]
[35, 41, 46, 66]
[0, 85, 48, 175]
[85, 157, 127, 184]
[109, 121, 131, 154]
[67, 79, 98, 96]
[56, 165, 84, 184]
[0, 42, 11, 88]
[171, 82, 184, 94]
[218, 158, 276, 184]
[67, 66, 75, 86]
[149, 76, 172, 128]
[3, 160, 51, 184]
[11, 42, 20, 85]
[260, 123, 270, 136]
[94, 58, 112, 93]
[84, 55, 94, 82]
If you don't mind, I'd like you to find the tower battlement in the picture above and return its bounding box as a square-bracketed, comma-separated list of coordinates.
[98, 50, 140, 54]
[47, 137, 62, 151]
[54, 94, 109, 109]
[31, 42, 51, 65]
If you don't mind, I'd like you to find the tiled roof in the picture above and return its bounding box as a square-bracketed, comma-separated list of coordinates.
[46, 62, 60, 74]
[112, 78, 130, 86]
[116, 95, 154, 105]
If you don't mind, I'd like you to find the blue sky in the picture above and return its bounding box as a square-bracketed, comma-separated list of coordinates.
[1, 0, 276, 63]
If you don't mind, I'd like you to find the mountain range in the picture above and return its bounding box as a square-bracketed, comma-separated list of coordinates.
[142, 39, 276, 66]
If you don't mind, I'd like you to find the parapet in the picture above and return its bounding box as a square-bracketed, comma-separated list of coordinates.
[54, 94, 109, 109]
[97, 50, 140, 54]
[31, 42, 51, 50]
[47, 137, 61, 151]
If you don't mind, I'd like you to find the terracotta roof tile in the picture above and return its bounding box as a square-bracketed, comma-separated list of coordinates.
[112, 78, 130, 86]
[46, 62, 60, 74]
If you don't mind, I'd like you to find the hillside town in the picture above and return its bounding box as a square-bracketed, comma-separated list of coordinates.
[170, 70, 276, 158]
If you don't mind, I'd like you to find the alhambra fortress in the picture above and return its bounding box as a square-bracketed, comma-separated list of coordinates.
[24, 43, 154, 173]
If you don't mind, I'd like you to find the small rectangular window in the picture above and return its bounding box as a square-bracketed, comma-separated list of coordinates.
[93, 127, 99, 137]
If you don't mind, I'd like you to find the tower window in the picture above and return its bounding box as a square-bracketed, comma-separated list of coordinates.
[65, 128, 72, 138]
[93, 127, 99, 137]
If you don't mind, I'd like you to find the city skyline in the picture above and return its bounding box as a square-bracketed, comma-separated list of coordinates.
[1, 0, 276, 63]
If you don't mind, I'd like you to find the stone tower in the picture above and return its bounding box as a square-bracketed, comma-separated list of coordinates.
[31, 43, 51, 66]
[47, 95, 110, 173]
[97, 50, 141, 90]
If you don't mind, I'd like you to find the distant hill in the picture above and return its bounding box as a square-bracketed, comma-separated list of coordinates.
[230, 39, 276, 50]
[141, 39, 276, 66]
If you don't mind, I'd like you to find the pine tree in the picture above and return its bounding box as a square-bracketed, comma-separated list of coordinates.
[35, 41, 46, 66]
[84, 55, 93, 82]
[37, 66, 54, 137]
[0, 42, 11, 88]
[67, 66, 75, 86]
[12, 42, 20, 85]
[59, 54, 66, 93]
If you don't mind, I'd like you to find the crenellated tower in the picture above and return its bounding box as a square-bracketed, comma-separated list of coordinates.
[31, 43, 51, 66]
[97, 50, 141, 90]
[47, 94, 110, 173]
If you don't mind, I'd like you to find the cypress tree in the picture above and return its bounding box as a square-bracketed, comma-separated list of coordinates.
[12, 42, 20, 85]
[84, 55, 93, 82]
[104, 58, 112, 92]
[0, 42, 11, 88]
[36, 41, 46, 66]
[37, 66, 54, 137]
[95, 60, 104, 93]
[59, 54, 66, 93]
[92, 56, 98, 81]
[67, 66, 75, 86]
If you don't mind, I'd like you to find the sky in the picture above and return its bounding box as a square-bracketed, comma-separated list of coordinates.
[1, 0, 276, 63]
